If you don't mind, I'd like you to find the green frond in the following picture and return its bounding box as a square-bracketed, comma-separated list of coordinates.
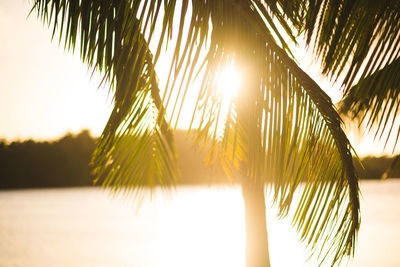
[296, 0, 400, 88]
[340, 58, 400, 149]
[285, 0, 400, 157]
[32, 0, 178, 196]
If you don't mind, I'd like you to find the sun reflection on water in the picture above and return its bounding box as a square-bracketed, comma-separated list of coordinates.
[145, 185, 309, 267]
[1, 182, 399, 266]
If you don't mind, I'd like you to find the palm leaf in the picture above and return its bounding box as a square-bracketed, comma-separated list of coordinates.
[32, 0, 178, 196]
[291, 0, 400, 149]
[293, 0, 400, 87]
[340, 58, 400, 149]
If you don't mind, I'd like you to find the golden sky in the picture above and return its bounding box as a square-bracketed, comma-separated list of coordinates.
[0, 0, 111, 141]
[0, 0, 397, 157]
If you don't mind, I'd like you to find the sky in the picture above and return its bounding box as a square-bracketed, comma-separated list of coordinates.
[0, 0, 111, 141]
[0, 0, 397, 157]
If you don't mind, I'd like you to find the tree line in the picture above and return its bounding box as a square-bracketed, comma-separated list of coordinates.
[0, 129, 398, 189]
[0, 130, 224, 189]
[0, 130, 96, 188]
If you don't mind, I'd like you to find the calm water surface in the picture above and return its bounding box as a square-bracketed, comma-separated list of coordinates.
[0, 180, 399, 267]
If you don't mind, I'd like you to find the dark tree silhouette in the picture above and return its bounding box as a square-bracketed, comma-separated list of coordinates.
[0, 130, 96, 188]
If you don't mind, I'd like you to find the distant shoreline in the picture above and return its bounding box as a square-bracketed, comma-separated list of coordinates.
[1, 130, 400, 189]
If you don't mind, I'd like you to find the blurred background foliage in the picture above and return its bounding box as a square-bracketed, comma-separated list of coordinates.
[0, 130, 397, 189]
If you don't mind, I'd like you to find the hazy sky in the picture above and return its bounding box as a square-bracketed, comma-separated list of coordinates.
[0, 0, 111, 141]
[0, 0, 396, 156]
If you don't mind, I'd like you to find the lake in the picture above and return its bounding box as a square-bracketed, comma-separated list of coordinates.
[0, 180, 399, 266]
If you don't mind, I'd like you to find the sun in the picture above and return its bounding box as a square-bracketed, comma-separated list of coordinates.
[217, 64, 241, 100]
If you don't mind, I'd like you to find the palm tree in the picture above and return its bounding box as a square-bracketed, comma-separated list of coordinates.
[32, 1, 361, 266]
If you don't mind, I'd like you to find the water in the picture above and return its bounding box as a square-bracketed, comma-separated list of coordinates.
[0, 180, 399, 267]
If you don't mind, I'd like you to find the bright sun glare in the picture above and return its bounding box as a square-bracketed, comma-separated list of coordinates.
[217, 65, 241, 100]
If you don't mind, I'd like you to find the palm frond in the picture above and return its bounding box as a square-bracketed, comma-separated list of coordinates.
[285, 0, 400, 155]
[32, 0, 178, 196]
[340, 58, 400, 149]
[295, 0, 400, 87]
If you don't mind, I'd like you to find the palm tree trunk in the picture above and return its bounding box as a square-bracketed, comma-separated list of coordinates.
[241, 176, 271, 267]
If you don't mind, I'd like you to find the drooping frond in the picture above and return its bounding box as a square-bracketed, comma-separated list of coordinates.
[32, 0, 178, 196]
[294, 0, 400, 88]
[340, 58, 400, 149]
[291, 0, 400, 149]
[32, 0, 360, 265]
